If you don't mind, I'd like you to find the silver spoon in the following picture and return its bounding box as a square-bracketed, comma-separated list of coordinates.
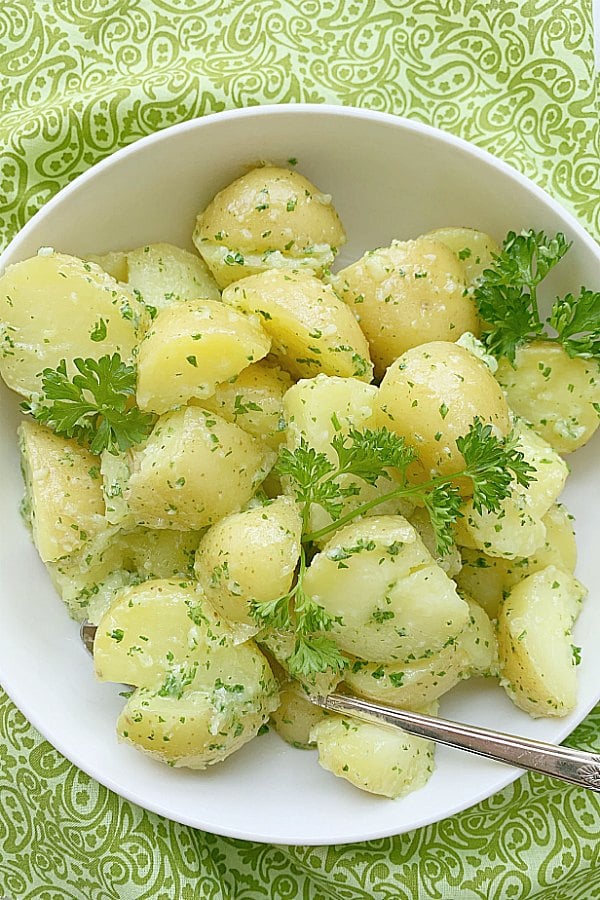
[310, 691, 600, 791]
[81, 622, 600, 791]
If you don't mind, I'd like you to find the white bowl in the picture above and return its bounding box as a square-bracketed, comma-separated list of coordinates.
[1, 105, 599, 846]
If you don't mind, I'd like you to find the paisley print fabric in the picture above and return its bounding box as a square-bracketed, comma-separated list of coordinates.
[0, 1, 599, 897]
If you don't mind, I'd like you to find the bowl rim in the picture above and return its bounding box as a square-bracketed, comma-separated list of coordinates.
[2, 103, 599, 268]
[1, 103, 600, 845]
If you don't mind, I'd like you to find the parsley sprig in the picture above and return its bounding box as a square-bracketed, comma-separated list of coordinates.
[251, 419, 534, 677]
[474, 229, 600, 364]
[23, 354, 154, 455]
[249, 545, 347, 679]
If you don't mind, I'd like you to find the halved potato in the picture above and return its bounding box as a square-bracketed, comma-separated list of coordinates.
[193, 166, 346, 287]
[0, 251, 148, 398]
[126, 242, 221, 310]
[136, 299, 270, 414]
[419, 227, 500, 286]
[222, 269, 373, 381]
[497, 566, 586, 717]
[311, 715, 434, 798]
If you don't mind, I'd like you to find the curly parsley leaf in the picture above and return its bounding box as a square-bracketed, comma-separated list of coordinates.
[474, 230, 571, 363]
[456, 418, 535, 515]
[287, 636, 348, 679]
[23, 354, 154, 455]
[548, 288, 600, 360]
[421, 485, 463, 556]
[331, 426, 417, 485]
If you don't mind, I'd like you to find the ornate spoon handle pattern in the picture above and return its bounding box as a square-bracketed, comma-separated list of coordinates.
[311, 692, 600, 792]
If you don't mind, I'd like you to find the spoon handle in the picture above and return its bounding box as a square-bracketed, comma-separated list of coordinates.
[310, 692, 600, 792]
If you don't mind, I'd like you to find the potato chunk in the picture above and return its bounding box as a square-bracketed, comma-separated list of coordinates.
[0, 251, 148, 398]
[194, 496, 302, 632]
[94, 580, 279, 768]
[222, 269, 373, 381]
[125, 406, 275, 530]
[198, 360, 292, 451]
[193, 166, 346, 287]
[18, 420, 108, 563]
[334, 238, 479, 377]
[455, 420, 568, 559]
[343, 597, 496, 709]
[311, 716, 434, 798]
[497, 566, 586, 717]
[126, 242, 221, 310]
[496, 342, 600, 453]
[136, 299, 270, 414]
[419, 227, 500, 286]
[282, 374, 410, 538]
[270, 684, 328, 749]
[303, 516, 469, 663]
[377, 341, 510, 482]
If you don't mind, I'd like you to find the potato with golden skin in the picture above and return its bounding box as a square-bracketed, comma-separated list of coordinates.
[136, 299, 271, 414]
[94, 579, 279, 768]
[0, 251, 148, 398]
[193, 166, 346, 288]
[124, 406, 275, 530]
[303, 516, 469, 664]
[497, 566, 586, 718]
[222, 269, 373, 381]
[377, 341, 510, 482]
[311, 715, 435, 798]
[18, 420, 108, 563]
[456, 504, 577, 617]
[334, 238, 479, 377]
[419, 227, 500, 286]
[496, 342, 600, 454]
[193, 496, 302, 633]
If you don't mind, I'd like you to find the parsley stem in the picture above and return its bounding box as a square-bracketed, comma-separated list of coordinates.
[303, 471, 469, 544]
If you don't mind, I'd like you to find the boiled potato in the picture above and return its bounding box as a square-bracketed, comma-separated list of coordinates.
[0, 251, 148, 398]
[193, 496, 302, 632]
[124, 406, 275, 530]
[456, 504, 576, 616]
[459, 596, 498, 677]
[126, 242, 221, 310]
[503, 504, 577, 587]
[377, 341, 510, 482]
[455, 420, 568, 559]
[100, 450, 131, 526]
[334, 238, 479, 377]
[48, 542, 132, 623]
[303, 516, 469, 663]
[270, 683, 328, 749]
[196, 360, 292, 451]
[497, 566, 586, 717]
[222, 270, 373, 381]
[419, 227, 500, 286]
[95, 579, 279, 767]
[18, 420, 109, 563]
[283, 374, 413, 539]
[136, 299, 270, 414]
[311, 715, 434, 798]
[343, 596, 496, 709]
[407, 506, 462, 577]
[455, 548, 508, 619]
[121, 527, 200, 582]
[86, 250, 128, 282]
[496, 342, 600, 453]
[344, 643, 470, 711]
[193, 166, 346, 287]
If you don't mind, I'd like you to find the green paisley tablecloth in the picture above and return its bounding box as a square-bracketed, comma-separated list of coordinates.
[1, 2, 599, 898]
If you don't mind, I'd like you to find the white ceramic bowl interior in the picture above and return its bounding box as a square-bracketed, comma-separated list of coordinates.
[1, 105, 599, 845]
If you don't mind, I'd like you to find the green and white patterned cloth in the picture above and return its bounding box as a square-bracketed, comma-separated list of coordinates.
[1, 2, 599, 898]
